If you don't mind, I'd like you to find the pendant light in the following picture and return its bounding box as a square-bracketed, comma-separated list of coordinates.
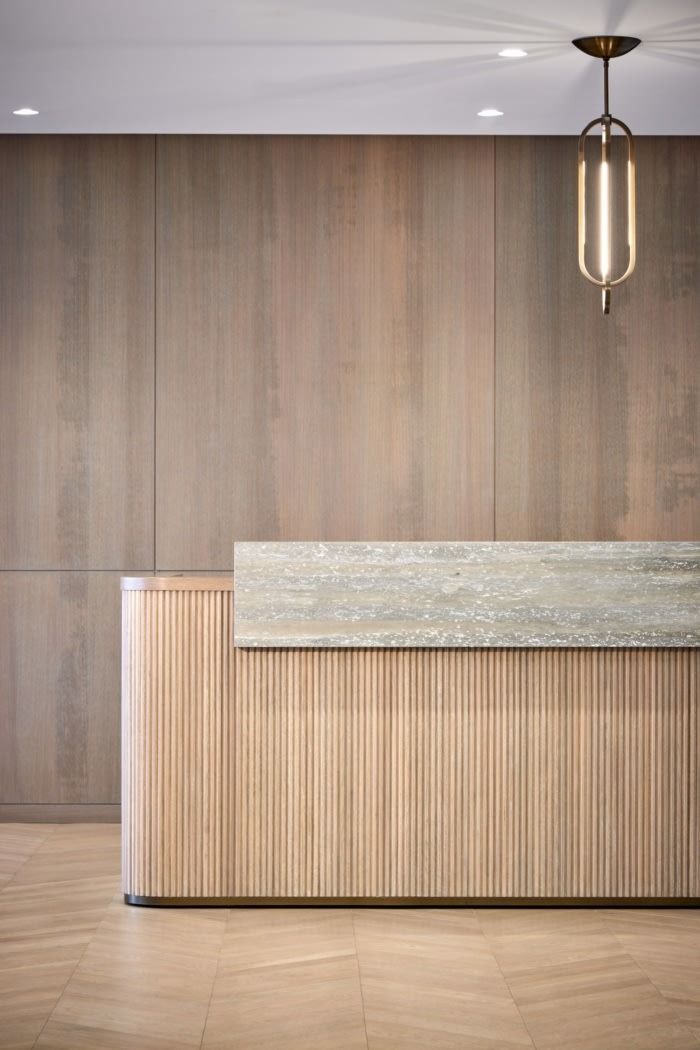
[573, 36, 641, 314]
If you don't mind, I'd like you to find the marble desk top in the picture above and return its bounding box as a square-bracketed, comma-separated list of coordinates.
[232, 541, 700, 648]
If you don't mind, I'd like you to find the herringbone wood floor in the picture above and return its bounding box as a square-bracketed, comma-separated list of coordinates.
[1, 824, 699, 1049]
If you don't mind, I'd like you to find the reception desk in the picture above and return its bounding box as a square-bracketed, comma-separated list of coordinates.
[122, 569, 699, 905]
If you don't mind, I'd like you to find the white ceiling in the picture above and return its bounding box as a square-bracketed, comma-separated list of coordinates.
[1, 0, 698, 133]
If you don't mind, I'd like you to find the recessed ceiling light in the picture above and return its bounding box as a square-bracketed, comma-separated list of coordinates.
[478, 108, 504, 117]
[498, 48, 528, 58]
[12, 107, 39, 116]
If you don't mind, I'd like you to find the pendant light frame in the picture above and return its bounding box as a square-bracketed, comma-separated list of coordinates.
[573, 35, 641, 314]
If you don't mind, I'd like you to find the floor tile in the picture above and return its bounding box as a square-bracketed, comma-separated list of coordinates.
[601, 909, 700, 1042]
[0, 823, 55, 888]
[2, 827, 700, 1050]
[12, 825, 120, 886]
[479, 908, 700, 1050]
[35, 1019, 194, 1049]
[202, 908, 367, 1050]
[46, 898, 227, 1047]
[0, 864, 118, 1049]
[354, 908, 534, 1049]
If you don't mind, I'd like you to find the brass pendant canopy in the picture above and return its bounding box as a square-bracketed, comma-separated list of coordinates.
[573, 35, 641, 315]
[573, 36, 641, 60]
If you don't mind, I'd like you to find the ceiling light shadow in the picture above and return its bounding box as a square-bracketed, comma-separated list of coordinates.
[639, 14, 700, 38]
[297, 0, 576, 40]
[240, 45, 563, 108]
[639, 43, 700, 67]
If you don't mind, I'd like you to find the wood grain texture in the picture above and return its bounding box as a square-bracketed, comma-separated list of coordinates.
[122, 583, 699, 900]
[495, 136, 700, 541]
[121, 576, 232, 591]
[0, 136, 155, 569]
[202, 910, 367, 1050]
[155, 136, 494, 569]
[352, 910, 535, 1049]
[0, 572, 149, 804]
[478, 909, 700, 1050]
[599, 909, 700, 1042]
[0, 824, 120, 1050]
[1, 136, 698, 814]
[5, 826, 700, 1050]
[44, 895, 227, 1049]
[0, 822, 51, 888]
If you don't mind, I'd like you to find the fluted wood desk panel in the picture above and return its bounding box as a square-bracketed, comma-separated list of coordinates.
[122, 579, 699, 901]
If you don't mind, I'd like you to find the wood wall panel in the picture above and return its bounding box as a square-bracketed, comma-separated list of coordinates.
[155, 136, 495, 569]
[0, 572, 148, 804]
[1, 135, 698, 814]
[123, 582, 699, 900]
[495, 136, 700, 541]
[0, 136, 155, 569]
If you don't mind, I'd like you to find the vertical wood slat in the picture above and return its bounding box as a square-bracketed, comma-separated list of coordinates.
[122, 582, 699, 900]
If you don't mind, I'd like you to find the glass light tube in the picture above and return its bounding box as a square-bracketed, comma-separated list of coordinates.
[578, 117, 636, 315]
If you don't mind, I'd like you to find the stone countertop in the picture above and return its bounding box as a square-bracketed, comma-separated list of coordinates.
[233, 541, 700, 648]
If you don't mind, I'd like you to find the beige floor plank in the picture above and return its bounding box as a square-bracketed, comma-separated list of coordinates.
[0, 824, 55, 888]
[10, 825, 120, 887]
[202, 909, 368, 1050]
[601, 909, 700, 1042]
[0, 960, 77, 1050]
[476, 908, 630, 971]
[33, 1019, 194, 1050]
[0, 840, 119, 1050]
[2, 827, 700, 1050]
[478, 908, 700, 1050]
[0, 881, 119, 968]
[30, 824, 120, 853]
[354, 908, 534, 1050]
[42, 897, 227, 1048]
